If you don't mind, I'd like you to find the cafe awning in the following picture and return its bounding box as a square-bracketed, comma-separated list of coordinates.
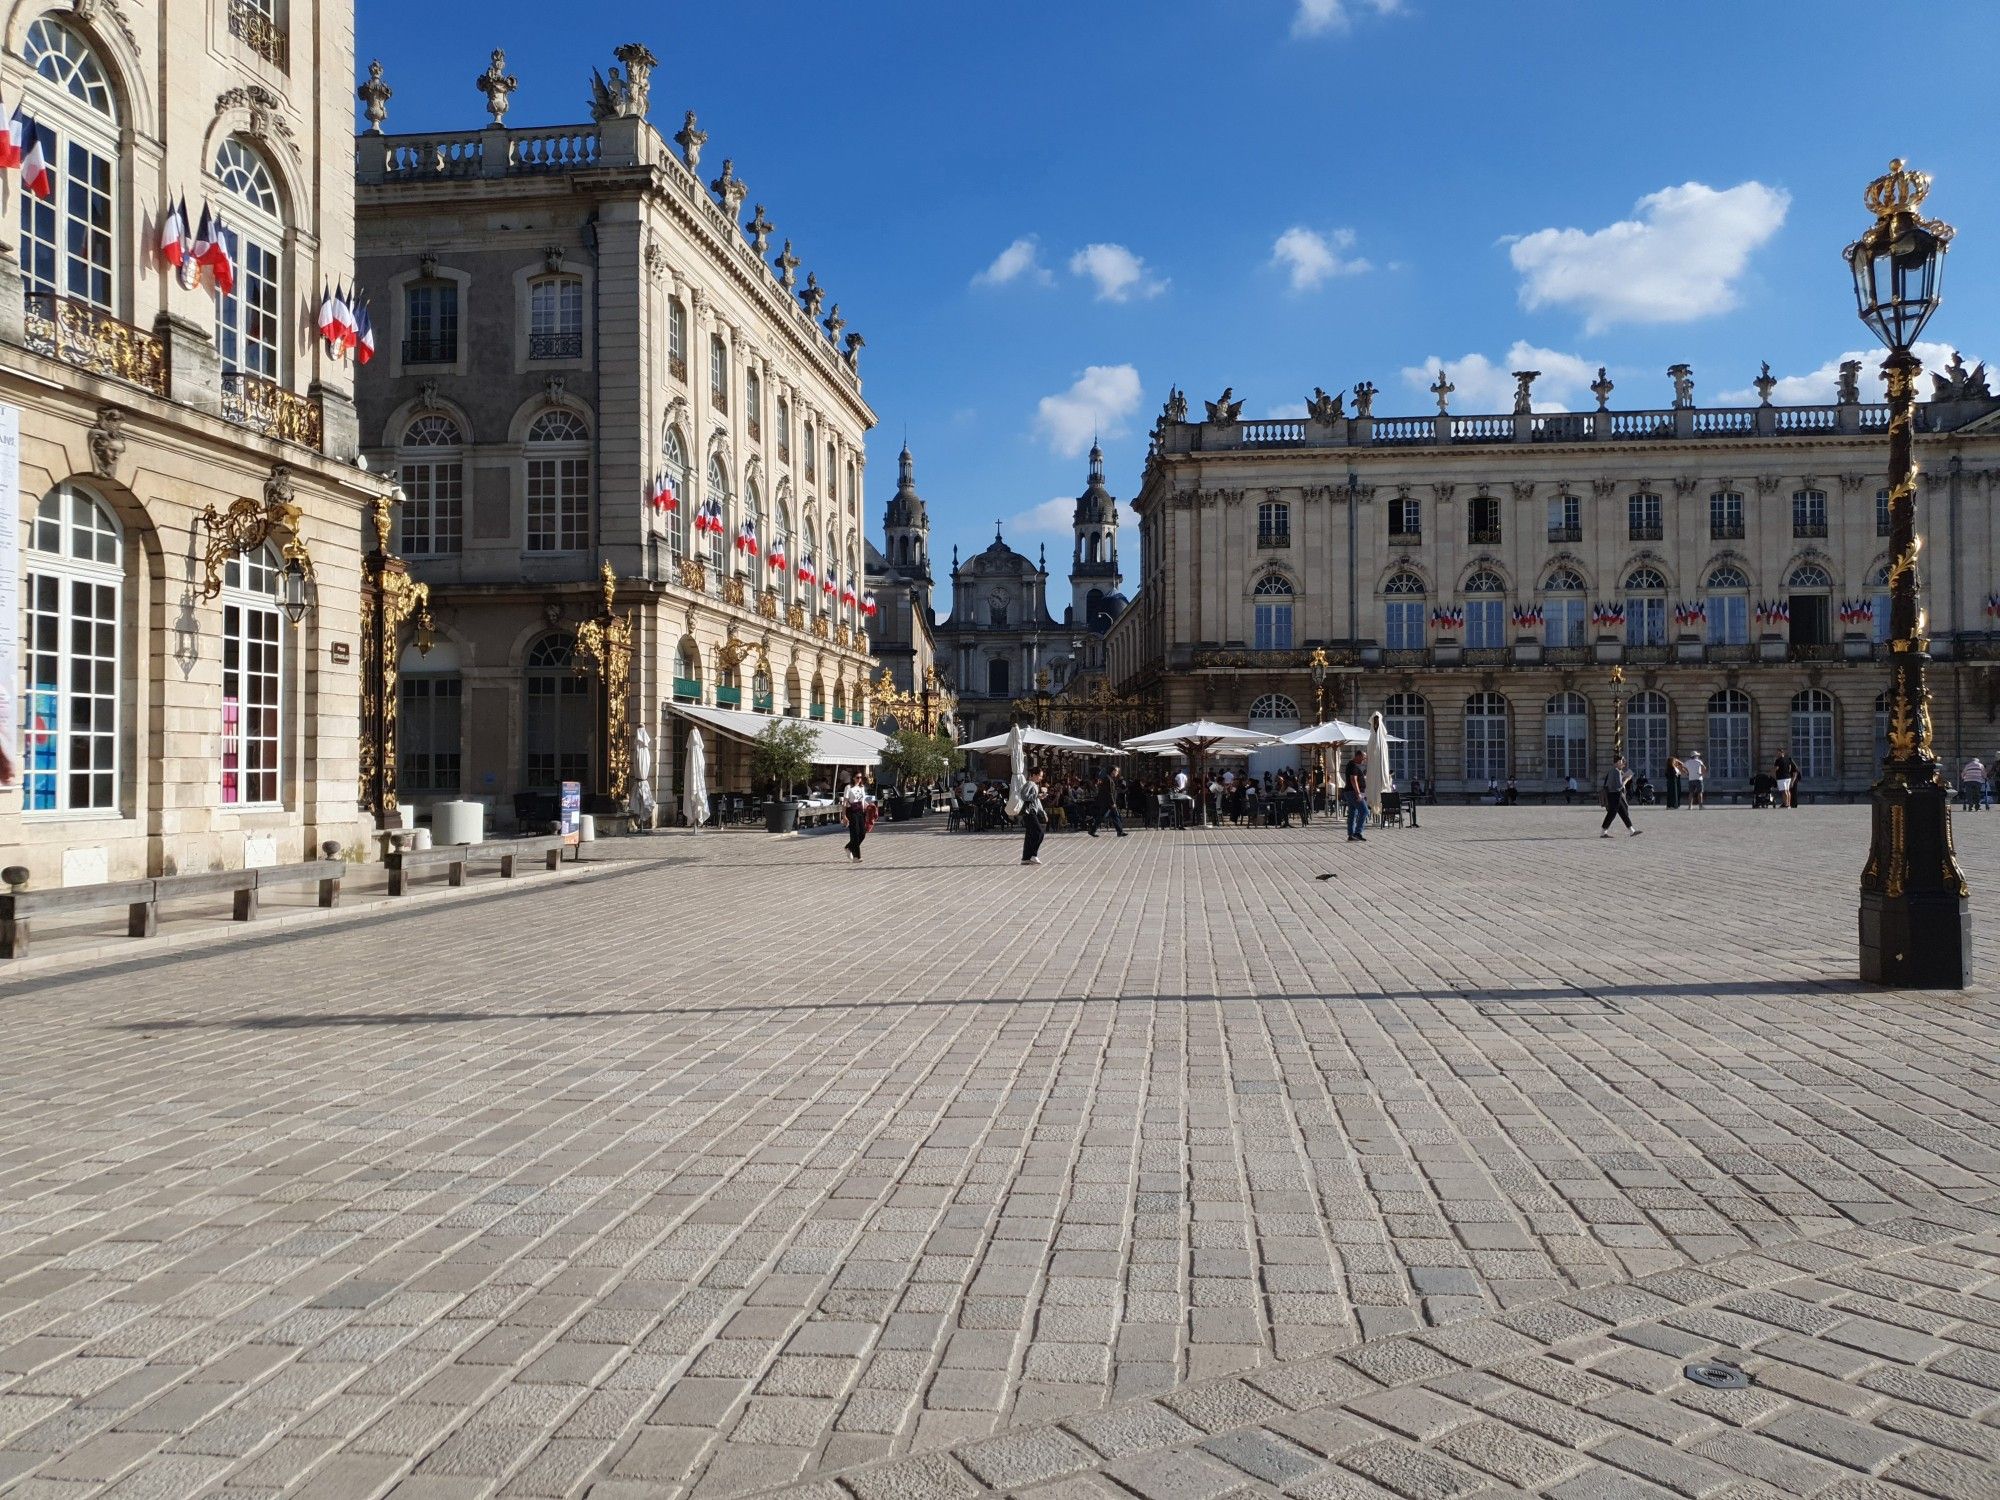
[666, 702, 887, 766]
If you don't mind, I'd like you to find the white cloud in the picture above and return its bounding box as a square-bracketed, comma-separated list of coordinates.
[1011, 497, 1074, 534]
[1069, 243, 1167, 303]
[1292, 0, 1403, 37]
[973, 236, 1053, 290]
[1398, 342, 1603, 413]
[1271, 226, 1371, 292]
[1714, 341, 1982, 407]
[1034, 364, 1143, 457]
[1265, 401, 1308, 418]
[1508, 181, 1790, 333]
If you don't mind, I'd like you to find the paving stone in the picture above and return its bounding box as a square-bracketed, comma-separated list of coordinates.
[1430, 1418, 1592, 1489]
[1337, 1438, 1488, 1500]
[1200, 1429, 1326, 1485]
[839, 1451, 984, 1500]
[955, 1428, 1097, 1489]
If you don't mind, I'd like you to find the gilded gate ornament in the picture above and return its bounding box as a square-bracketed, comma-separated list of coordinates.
[573, 564, 636, 803]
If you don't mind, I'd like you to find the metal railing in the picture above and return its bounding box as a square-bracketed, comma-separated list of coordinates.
[1794, 520, 1828, 538]
[1629, 523, 1663, 541]
[402, 335, 456, 364]
[1256, 532, 1291, 549]
[1468, 527, 1502, 545]
[672, 677, 702, 702]
[529, 331, 581, 360]
[227, 0, 287, 69]
[1389, 530, 1422, 545]
[1711, 521, 1745, 540]
[1547, 524, 1582, 543]
[221, 370, 324, 449]
[21, 292, 168, 396]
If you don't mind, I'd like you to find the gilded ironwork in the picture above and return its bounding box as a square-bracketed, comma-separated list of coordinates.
[227, 0, 288, 67]
[812, 616, 830, 641]
[722, 575, 747, 607]
[756, 588, 778, 620]
[676, 556, 706, 591]
[835, 625, 852, 650]
[1610, 665, 1626, 762]
[220, 371, 325, 449]
[359, 493, 434, 821]
[573, 563, 636, 803]
[21, 293, 167, 395]
[198, 477, 315, 605]
[786, 604, 806, 630]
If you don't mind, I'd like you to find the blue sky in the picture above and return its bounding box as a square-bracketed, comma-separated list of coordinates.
[356, 0, 2000, 591]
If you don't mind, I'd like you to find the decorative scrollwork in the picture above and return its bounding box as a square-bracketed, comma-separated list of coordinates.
[572, 564, 636, 802]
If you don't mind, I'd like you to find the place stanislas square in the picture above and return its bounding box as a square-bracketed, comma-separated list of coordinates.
[0, 802, 1993, 1499]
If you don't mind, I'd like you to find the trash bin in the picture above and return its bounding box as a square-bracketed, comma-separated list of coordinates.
[432, 800, 484, 846]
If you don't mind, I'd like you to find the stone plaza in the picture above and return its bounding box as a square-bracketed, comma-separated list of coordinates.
[0, 806, 1993, 1498]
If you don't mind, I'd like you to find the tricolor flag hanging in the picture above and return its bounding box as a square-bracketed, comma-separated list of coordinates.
[192, 203, 234, 292]
[735, 519, 759, 557]
[821, 570, 836, 597]
[796, 551, 815, 586]
[862, 591, 878, 619]
[355, 299, 376, 365]
[840, 576, 857, 607]
[158, 195, 189, 268]
[646, 470, 678, 514]
[18, 117, 51, 201]
[317, 284, 341, 343]
[767, 535, 786, 571]
[694, 499, 724, 536]
[0, 93, 22, 170]
[336, 284, 360, 352]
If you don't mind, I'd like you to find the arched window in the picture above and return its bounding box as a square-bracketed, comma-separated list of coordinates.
[745, 479, 764, 578]
[667, 297, 688, 380]
[809, 673, 826, 718]
[1540, 566, 1585, 648]
[1464, 568, 1507, 650]
[1625, 566, 1667, 646]
[526, 409, 590, 552]
[987, 657, 1010, 697]
[221, 544, 284, 807]
[784, 666, 802, 717]
[20, 19, 119, 311]
[1790, 689, 1835, 779]
[398, 414, 463, 555]
[1706, 688, 1752, 781]
[20, 483, 122, 813]
[214, 139, 284, 381]
[1249, 694, 1299, 722]
[529, 274, 583, 359]
[1253, 573, 1294, 651]
[1706, 564, 1750, 645]
[673, 638, 701, 702]
[1787, 562, 1834, 646]
[1628, 691, 1670, 782]
[774, 499, 792, 603]
[524, 634, 590, 791]
[1384, 692, 1428, 785]
[662, 425, 690, 557]
[709, 333, 729, 412]
[1787, 563, 1833, 589]
[803, 421, 816, 480]
[705, 455, 730, 568]
[1464, 692, 1509, 784]
[1544, 691, 1589, 781]
[1383, 570, 1425, 650]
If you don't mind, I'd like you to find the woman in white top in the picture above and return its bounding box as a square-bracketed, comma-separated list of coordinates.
[842, 771, 872, 861]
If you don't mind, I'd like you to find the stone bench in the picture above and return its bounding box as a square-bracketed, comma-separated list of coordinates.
[0, 859, 346, 960]
[384, 835, 566, 897]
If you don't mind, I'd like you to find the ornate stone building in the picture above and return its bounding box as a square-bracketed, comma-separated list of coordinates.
[932, 443, 1127, 741]
[2, 2, 384, 885]
[1107, 366, 2000, 795]
[353, 43, 876, 820]
[863, 443, 943, 729]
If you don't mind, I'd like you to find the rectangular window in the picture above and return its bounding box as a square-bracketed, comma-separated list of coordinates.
[1257, 502, 1290, 546]
[1790, 594, 1831, 646]
[1708, 711, 1750, 781]
[220, 230, 280, 379]
[528, 279, 583, 359]
[1254, 603, 1293, 651]
[1709, 491, 1744, 539]
[1544, 599, 1586, 648]
[1625, 596, 1667, 646]
[1466, 599, 1505, 649]
[1628, 492, 1662, 540]
[21, 572, 119, 813]
[710, 336, 729, 412]
[1385, 600, 1424, 650]
[747, 372, 762, 440]
[1546, 494, 1580, 542]
[1876, 487, 1891, 537]
[398, 460, 464, 555]
[222, 600, 282, 806]
[526, 458, 590, 551]
[65, 140, 113, 309]
[404, 282, 458, 363]
[398, 676, 462, 796]
[1468, 496, 1501, 543]
[1388, 497, 1420, 538]
[1793, 489, 1827, 538]
[667, 300, 687, 381]
[1464, 715, 1507, 784]
[1706, 594, 1749, 645]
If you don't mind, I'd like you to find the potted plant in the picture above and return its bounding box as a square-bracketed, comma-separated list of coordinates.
[880, 727, 957, 819]
[751, 719, 819, 833]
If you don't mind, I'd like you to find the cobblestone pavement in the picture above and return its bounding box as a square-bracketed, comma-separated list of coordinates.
[0, 806, 1992, 1499]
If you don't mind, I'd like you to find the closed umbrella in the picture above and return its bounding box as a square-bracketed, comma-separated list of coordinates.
[632, 725, 656, 829]
[1366, 711, 1395, 823]
[1005, 724, 1026, 818]
[682, 728, 708, 830]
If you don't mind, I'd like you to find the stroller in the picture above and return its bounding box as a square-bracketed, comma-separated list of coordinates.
[1750, 771, 1776, 809]
[1629, 774, 1656, 806]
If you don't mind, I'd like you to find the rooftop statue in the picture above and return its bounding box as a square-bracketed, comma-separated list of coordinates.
[1203, 388, 1244, 423]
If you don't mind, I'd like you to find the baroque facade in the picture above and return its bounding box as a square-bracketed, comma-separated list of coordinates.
[933, 444, 1128, 742]
[863, 443, 944, 731]
[2, 1, 382, 885]
[1107, 366, 2000, 795]
[353, 42, 876, 820]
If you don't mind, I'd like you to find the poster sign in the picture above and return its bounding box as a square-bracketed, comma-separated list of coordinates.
[560, 779, 581, 848]
[0, 403, 18, 793]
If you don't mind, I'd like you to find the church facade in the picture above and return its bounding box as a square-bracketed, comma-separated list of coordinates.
[1107, 364, 2000, 796]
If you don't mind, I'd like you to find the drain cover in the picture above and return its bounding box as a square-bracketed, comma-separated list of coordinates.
[1684, 1359, 1750, 1389]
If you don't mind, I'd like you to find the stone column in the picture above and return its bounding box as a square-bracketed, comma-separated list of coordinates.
[155, 313, 222, 417]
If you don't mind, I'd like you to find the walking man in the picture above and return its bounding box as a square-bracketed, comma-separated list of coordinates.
[1343, 750, 1370, 842]
[1088, 767, 1127, 837]
[1019, 769, 1049, 865]
[1684, 750, 1706, 808]
[1600, 757, 1642, 837]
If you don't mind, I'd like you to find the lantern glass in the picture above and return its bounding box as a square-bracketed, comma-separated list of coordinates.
[279, 557, 310, 625]
[415, 613, 437, 656]
[1847, 221, 1945, 350]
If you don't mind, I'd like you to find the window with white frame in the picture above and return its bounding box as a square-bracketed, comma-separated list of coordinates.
[1869, 563, 1891, 643]
[1790, 689, 1835, 780]
[747, 369, 762, 439]
[745, 480, 764, 578]
[1876, 487, 1890, 537]
[403, 279, 457, 363]
[1249, 694, 1299, 722]
[221, 544, 284, 807]
[663, 425, 689, 557]
[1624, 567, 1668, 646]
[1388, 494, 1420, 538]
[775, 500, 792, 603]
[1383, 692, 1427, 785]
[524, 634, 590, 792]
[1542, 567, 1585, 647]
[705, 456, 730, 569]
[1383, 570, 1425, 650]
[1628, 492, 1662, 539]
[1707, 688, 1752, 781]
[525, 409, 590, 552]
[1710, 490, 1745, 539]
[1465, 569, 1506, 649]
[1793, 488, 1828, 538]
[1627, 690, 1671, 782]
[528, 276, 583, 359]
[214, 138, 282, 380]
[777, 398, 791, 461]
[19, 19, 117, 310]
[398, 673, 461, 795]
[1253, 573, 1294, 651]
[1544, 691, 1589, 780]
[1706, 565, 1750, 645]
[1258, 501, 1291, 545]
[1464, 692, 1509, 783]
[20, 483, 121, 814]
[397, 414, 463, 555]
[667, 297, 687, 380]
[804, 422, 816, 480]
[709, 334, 729, 412]
[1546, 492, 1581, 540]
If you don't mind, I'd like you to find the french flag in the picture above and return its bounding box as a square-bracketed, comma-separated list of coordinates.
[159, 195, 189, 267]
[337, 285, 361, 351]
[840, 577, 857, 607]
[797, 552, 815, 586]
[647, 471, 677, 513]
[863, 592, 878, 619]
[735, 520, 759, 557]
[767, 536, 786, 571]
[0, 95, 22, 170]
[18, 118, 51, 201]
[821, 571, 835, 597]
[194, 204, 234, 292]
[355, 300, 376, 365]
[317, 284, 341, 343]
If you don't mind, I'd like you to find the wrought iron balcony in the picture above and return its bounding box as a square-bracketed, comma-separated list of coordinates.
[228, 0, 287, 70]
[1793, 521, 1828, 538]
[1629, 523, 1663, 541]
[402, 335, 456, 364]
[221, 370, 325, 449]
[1256, 532, 1291, 549]
[529, 331, 581, 360]
[668, 353, 687, 383]
[747, 415, 761, 443]
[711, 386, 728, 415]
[1468, 527, 1502, 545]
[1547, 524, 1582, 543]
[1789, 642, 1841, 662]
[21, 292, 167, 396]
[1389, 529, 1422, 545]
[1711, 521, 1745, 540]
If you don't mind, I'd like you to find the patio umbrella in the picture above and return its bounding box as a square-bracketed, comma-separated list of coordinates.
[1366, 711, 1396, 822]
[1121, 720, 1279, 753]
[632, 725, 657, 829]
[682, 728, 708, 830]
[1278, 719, 1371, 747]
[959, 726, 1124, 755]
[1005, 724, 1026, 818]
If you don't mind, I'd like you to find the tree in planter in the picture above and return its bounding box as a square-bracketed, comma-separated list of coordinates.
[880, 727, 957, 794]
[750, 719, 819, 801]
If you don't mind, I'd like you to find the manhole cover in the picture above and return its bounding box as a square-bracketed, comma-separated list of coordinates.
[1684, 1359, 1750, 1389]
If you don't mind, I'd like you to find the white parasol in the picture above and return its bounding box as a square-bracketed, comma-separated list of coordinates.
[1278, 719, 1372, 747]
[682, 728, 708, 830]
[1366, 711, 1396, 822]
[632, 725, 657, 828]
[959, 726, 1123, 755]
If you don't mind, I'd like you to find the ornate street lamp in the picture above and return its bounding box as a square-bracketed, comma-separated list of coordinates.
[358, 490, 433, 826]
[1610, 665, 1626, 763]
[1309, 647, 1329, 725]
[573, 564, 637, 806]
[1847, 159, 1969, 987]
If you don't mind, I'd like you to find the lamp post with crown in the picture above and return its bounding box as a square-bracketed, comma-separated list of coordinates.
[1847, 159, 1970, 987]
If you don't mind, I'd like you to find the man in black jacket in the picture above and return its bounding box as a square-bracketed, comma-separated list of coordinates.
[1087, 768, 1127, 837]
